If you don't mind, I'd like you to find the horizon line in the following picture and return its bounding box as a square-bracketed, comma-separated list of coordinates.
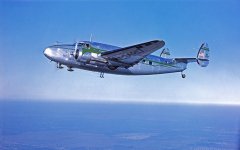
[1, 98, 240, 106]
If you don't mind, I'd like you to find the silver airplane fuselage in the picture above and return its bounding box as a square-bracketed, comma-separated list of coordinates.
[43, 41, 186, 75]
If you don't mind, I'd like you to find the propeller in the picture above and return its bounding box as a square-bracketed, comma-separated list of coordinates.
[73, 42, 79, 59]
[90, 34, 93, 42]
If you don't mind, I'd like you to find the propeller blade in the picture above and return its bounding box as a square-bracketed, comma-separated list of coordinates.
[74, 42, 80, 59]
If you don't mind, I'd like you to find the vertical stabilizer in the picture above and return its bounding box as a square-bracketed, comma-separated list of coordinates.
[197, 43, 209, 67]
[160, 48, 171, 58]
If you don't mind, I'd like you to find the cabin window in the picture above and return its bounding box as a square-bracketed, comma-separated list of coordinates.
[149, 61, 152, 65]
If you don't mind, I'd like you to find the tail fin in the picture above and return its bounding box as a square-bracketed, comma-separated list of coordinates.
[197, 43, 209, 67]
[160, 48, 171, 58]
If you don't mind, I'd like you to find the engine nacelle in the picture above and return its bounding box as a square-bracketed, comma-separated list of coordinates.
[75, 52, 107, 65]
[73, 44, 91, 62]
[79, 52, 92, 63]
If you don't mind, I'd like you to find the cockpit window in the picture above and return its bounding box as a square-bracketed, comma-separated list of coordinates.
[85, 43, 90, 48]
[77, 43, 84, 46]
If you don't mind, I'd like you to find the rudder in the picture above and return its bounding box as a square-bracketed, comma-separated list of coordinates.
[160, 48, 171, 58]
[197, 43, 209, 67]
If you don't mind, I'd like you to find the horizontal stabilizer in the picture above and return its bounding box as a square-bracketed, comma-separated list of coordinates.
[175, 58, 196, 63]
[174, 43, 209, 67]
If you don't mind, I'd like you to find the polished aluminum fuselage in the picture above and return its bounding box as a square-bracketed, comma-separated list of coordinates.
[43, 41, 186, 75]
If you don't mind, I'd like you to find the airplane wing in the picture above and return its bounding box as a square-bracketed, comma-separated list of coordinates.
[101, 40, 165, 67]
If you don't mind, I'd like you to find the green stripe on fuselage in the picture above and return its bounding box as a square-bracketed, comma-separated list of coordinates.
[143, 58, 180, 68]
[82, 47, 102, 54]
[82, 44, 108, 54]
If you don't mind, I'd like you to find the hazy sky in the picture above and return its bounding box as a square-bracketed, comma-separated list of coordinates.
[0, 0, 240, 104]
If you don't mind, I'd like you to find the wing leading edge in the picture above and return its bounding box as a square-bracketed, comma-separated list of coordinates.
[101, 40, 165, 67]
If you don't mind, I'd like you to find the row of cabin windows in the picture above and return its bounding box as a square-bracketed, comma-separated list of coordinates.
[142, 59, 152, 65]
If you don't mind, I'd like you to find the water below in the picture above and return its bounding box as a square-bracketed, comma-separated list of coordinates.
[1, 100, 240, 150]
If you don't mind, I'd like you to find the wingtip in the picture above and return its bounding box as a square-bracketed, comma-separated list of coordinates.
[156, 40, 165, 47]
[152, 39, 164, 42]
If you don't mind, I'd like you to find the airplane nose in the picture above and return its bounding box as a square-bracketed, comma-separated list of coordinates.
[44, 48, 53, 58]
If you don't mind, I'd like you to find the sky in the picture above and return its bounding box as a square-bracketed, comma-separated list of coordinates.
[0, 0, 240, 104]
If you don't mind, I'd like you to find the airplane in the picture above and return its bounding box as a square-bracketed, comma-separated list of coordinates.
[43, 39, 209, 78]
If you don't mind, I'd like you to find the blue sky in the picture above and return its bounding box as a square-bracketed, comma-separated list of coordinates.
[0, 0, 240, 104]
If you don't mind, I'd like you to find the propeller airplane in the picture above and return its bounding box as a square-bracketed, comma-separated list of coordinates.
[44, 39, 209, 78]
